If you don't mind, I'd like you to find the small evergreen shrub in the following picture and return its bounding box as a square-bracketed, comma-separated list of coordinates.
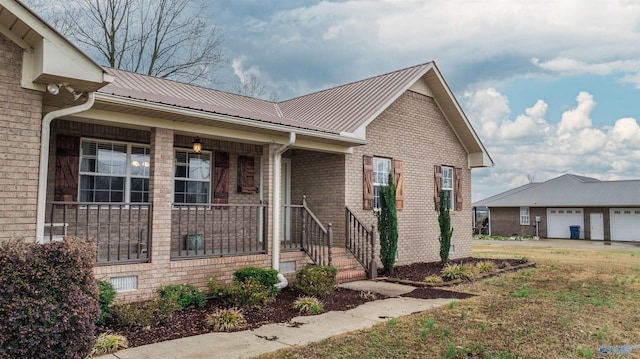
[441, 264, 476, 281]
[293, 296, 324, 314]
[295, 265, 337, 298]
[157, 283, 206, 310]
[97, 279, 117, 324]
[476, 261, 496, 273]
[424, 275, 444, 283]
[377, 173, 399, 275]
[233, 266, 279, 287]
[437, 190, 454, 265]
[228, 277, 275, 308]
[111, 296, 180, 328]
[0, 237, 99, 359]
[90, 332, 128, 357]
[207, 275, 230, 297]
[206, 308, 247, 332]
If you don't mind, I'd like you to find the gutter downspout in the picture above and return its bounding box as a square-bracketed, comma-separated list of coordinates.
[272, 132, 296, 271]
[36, 92, 96, 243]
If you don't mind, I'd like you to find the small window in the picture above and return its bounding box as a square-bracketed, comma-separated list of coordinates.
[575, 210, 582, 213]
[614, 210, 621, 214]
[624, 210, 631, 214]
[635, 211, 640, 215]
[441, 166, 454, 210]
[174, 150, 211, 204]
[550, 210, 556, 214]
[373, 157, 391, 209]
[559, 210, 565, 214]
[520, 207, 530, 225]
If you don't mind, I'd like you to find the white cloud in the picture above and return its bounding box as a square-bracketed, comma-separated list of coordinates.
[231, 56, 262, 83]
[468, 89, 640, 201]
[556, 92, 596, 137]
[532, 57, 640, 76]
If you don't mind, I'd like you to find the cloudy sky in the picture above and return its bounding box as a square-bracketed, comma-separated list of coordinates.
[207, 0, 640, 201]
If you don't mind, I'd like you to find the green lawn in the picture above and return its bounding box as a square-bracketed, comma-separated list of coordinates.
[258, 244, 640, 359]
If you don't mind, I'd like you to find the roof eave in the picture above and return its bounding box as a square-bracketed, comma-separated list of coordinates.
[95, 93, 369, 148]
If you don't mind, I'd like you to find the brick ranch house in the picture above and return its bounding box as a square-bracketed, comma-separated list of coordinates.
[473, 174, 640, 242]
[0, 0, 492, 300]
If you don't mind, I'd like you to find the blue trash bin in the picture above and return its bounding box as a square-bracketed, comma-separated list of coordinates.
[569, 225, 580, 239]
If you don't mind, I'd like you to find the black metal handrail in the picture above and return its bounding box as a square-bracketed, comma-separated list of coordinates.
[345, 207, 376, 279]
[281, 196, 333, 266]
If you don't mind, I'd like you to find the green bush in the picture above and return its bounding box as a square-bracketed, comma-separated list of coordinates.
[437, 190, 454, 265]
[0, 237, 99, 359]
[295, 265, 337, 298]
[227, 277, 276, 309]
[111, 296, 180, 328]
[157, 283, 206, 310]
[233, 267, 279, 292]
[97, 279, 117, 324]
[377, 173, 399, 275]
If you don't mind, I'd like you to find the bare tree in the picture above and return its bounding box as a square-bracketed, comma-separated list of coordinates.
[234, 74, 280, 101]
[26, 0, 224, 84]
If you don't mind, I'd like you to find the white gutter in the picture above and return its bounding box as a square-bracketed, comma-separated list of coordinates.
[272, 132, 296, 270]
[36, 92, 96, 243]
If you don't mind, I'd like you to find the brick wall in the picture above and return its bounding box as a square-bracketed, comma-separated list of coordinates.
[0, 34, 43, 242]
[345, 91, 473, 265]
[289, 149, 346, 241]
[488, 207, 544, 237]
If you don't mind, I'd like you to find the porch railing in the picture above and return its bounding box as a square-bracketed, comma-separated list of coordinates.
[45, 202, 152, 265]
[171, 203, 267, 259]
[282, 196, 333, 266]
[345, 207, 377, 279]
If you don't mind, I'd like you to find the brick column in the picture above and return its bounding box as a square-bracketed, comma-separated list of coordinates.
[149, 128, 174, 263]
[0, 35, 42, 241]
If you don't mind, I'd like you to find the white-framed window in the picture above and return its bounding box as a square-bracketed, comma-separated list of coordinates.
[174, 150, 211, 204]
[520, 207, 530, 225]
[441, 166, 454, 210]
[373, 157, 392, 209]
[79, 139, 150, 203]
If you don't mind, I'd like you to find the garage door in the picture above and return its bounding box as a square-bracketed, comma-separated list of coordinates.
[610, 208, 640, 242]
[547, 208, 584, 239]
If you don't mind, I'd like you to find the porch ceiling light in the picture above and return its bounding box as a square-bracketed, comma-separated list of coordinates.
[47, 83, 61, 95]
[192, 136, 202, 154]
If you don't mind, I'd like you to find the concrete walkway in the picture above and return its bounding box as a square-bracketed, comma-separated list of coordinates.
[98, 281, 454, 359]
[475, 238, 640, 251]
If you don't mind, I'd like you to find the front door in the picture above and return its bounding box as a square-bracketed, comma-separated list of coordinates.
[590, 213, 604, 240]
[280, 159, 291, 241]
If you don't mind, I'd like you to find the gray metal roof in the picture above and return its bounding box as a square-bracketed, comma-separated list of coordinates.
[473, 174, 640, 207]
[99, 68, 338, 134]
[278, 63, 432, 133]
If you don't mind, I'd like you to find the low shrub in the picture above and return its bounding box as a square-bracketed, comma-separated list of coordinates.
[424, 275, 443, 283]
[207, 275, 230, 297]
[0, 237, 99, 359]
[293, 296, 324, 314]
[228, 277, 276, 309]
[157, 283, 206, 310]
[206, 308, 247, 332]
[90, 332, 128, 357]
[97, 279, 117, 324]
[441, 264, 476, 281]
[475, 261, 496, 273]
[295, 265, 338, 298]
[111, 296, 180, 328]
[233, 266, 279, 287]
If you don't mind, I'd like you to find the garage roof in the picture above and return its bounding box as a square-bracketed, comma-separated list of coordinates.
[473, 174, 640, 207]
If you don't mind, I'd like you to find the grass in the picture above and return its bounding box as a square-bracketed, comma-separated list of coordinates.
[257, 243, 640, 359]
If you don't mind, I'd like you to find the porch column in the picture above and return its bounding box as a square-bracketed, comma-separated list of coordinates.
[262, 143, 278, 265]
[149, 128, 174, 264]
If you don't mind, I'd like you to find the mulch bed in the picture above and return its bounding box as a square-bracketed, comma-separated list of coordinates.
[380, 257, 530, 283]
[101, 257, 533, 349]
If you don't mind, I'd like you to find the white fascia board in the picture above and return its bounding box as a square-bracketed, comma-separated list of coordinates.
[469, 151, 494, 168]
[95, 93, 368, 148]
